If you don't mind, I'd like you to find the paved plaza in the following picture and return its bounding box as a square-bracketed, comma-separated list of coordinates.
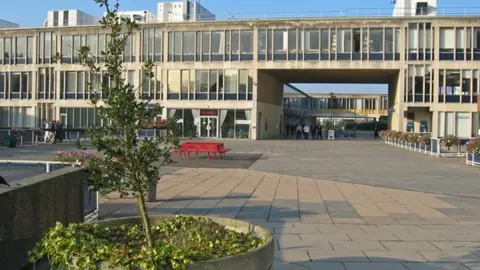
[3, 139, 480, 269]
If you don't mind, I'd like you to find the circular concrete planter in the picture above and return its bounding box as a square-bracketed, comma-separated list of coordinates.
[56, 215, 274, 270]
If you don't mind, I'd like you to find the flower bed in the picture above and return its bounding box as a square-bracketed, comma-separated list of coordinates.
[29, 215, 273, 270]
[55, 151, 99, 164]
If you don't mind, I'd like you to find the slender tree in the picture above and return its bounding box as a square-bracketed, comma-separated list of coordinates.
[79, 0, 178, 248]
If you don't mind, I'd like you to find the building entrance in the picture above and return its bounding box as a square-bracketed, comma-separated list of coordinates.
[199, 116, 218, 138]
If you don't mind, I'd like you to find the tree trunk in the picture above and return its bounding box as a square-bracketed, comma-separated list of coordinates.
[137, 193, 153, 248]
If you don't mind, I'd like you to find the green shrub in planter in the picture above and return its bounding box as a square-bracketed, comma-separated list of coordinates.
[399, 132, 409, 142]
[442, 135, 460, 150]
[466, 137, 480, 155]
[392, 131, 403, 140]
[29, 215, 270, 270]
[407, 133, 419, 144]
[419, 135, 431, 146]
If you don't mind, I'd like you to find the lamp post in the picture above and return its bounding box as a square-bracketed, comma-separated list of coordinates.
[330, 92, 336, 130]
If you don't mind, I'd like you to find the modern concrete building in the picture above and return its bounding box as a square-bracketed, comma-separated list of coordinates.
[393, 0, 438, 17]
[0, 19, 19, 29]
[0, 3, 479, 140]
[43, 10, 98, 27]
[157, 0, 215, 23]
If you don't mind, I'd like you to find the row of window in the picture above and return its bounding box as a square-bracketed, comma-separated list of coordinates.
[0, 37, 34, 65]
[166, 69, 254, 100]
[1, 68, 254, 101]
[405, 67, 480, 103]
[0, 72, 33, 100]
[311, 96, 389, 111]
[259, 28, 401, 61]
[168, 30, 254, 62]
[1, 26, 480, 66]
[437, 111, 479, 138]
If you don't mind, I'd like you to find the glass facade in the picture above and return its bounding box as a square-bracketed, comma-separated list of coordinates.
[258, 27, 401, 61]
[310, 96, 388, 111]
[0, 72, 32, 99]
[167, 69, 253, 100]
[167, 108, 252, 139]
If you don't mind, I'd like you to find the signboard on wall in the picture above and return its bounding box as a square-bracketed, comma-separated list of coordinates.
[406, 121, 414, 132]
[200, 109, 218, 116]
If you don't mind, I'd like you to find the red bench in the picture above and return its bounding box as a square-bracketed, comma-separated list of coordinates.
[175, 142, 231, 160]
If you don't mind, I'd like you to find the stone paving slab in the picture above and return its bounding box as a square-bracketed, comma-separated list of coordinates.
[98, 167, 480, 269]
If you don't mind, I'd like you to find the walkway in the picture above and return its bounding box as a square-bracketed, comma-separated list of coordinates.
[101, 168, 480, 270]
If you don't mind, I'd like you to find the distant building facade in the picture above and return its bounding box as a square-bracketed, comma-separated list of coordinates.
[44, 10, 98, 27]
[0, 19, 19, 29]
[157, 0, 215, 22]
[393, 0, 437, 17]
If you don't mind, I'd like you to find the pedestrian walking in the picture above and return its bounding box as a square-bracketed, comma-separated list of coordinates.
[303, 125, 310, 140]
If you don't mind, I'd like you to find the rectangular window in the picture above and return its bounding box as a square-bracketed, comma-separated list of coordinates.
[288, 29, 297, 55]
[224, 70, 238, 94]
[153, 29, 161, 61]
[274, 29, 287, 52]
[62, 35, 72, 63]
[98, 34, 105, 62]
[27, 37, 33, 64]
[239, 69, 247, 93]
[385, 28, 394, 53]
[209, 69, 217, 98]
[124, 34, 132, 62]
[77, 71, 85, 97]
[202, 31, 210, 55]
[258, 29, 266, 55]
[63, 10, 69, 26]
[337, 29, 352, 53]
[183, 31, 195, 58]
[16, 37, 26, 64]
[369, 28, 383, 53]
[168, 70, 180, 93]
[0, 38, 3, 64]
[11, 73, 21, 94]
[320, 29, 329, 54]
[240, 30, 253, 54]
[440, 28, 454, 60]
[86, 34, 98, 59]
[305, 29, 319, 51]
[66, 71, 76, 98]
[53, 11, 59, 26]
[181, 69, 190, 96]
[231, 30, 239, 55]
[174, 32, 182, 56]
[73, 35, 81, 63]
[211, 31, 224, 55]
[196, 70, 208, 93]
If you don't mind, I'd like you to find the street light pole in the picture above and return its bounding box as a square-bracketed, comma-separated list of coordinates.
[330, 92, 335, 130]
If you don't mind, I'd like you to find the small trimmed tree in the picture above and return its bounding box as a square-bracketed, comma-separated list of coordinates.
[78, 0, 178, 248]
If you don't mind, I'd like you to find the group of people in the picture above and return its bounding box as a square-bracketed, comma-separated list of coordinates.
[43, 120, 64, 144]
[285, 123, 324, 140]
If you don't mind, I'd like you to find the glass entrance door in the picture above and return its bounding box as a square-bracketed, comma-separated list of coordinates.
[200, 116, 218, 138]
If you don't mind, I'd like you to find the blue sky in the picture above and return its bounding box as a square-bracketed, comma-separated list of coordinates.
[0, 0, 474, 93]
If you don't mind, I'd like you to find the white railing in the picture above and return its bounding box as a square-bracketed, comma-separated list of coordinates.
[226, 7, 480, 20]
[466, 153, 480, 168]
[384, 138, 468, 158]
[0, 160, 99, 221]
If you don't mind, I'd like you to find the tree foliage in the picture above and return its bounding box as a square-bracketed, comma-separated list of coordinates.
[78, 0, 179, 248]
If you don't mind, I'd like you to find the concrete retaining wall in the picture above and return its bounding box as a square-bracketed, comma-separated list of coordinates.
[0, 167, 86, 270]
